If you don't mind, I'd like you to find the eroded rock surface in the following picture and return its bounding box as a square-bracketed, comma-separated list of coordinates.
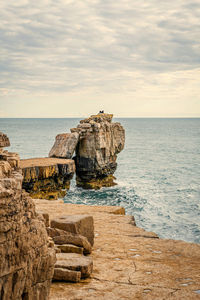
[49, 113, 125, 189]
[51, 215, 94, 246]
[74, 113, 125, 189]
[0, 134, 56, 300]
[34, 199, 200, 300]
[46, 227, 92, 255]
[20, 157, 75, 199]
[55, 253, 93, 279]
[49, 133, 79, 159]
[48, 214, 94, 282]
[36, 209, 94, 283]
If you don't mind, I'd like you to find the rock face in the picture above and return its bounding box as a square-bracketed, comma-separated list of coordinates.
[20, 158, 75, 199]
[49, 113, 125, 189]
[0, 133, 56, 300]
[74, 113, 125, 189]
[0, 132, 10, 148]
[49, 133, 79, 159]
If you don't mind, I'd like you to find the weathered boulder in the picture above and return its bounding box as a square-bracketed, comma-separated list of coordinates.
[51, 214, 94, 246]
[49, 132, 79, 159]
[74, 113, 125, 189]
[47, 227, 92, 254]
[53, 267, 81, 282]
[47, 217, 94, 282]
[0, 134, 56, 300]
[20, 157, 75, 200]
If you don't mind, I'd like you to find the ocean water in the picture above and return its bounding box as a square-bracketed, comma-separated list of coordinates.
[0, 118, 199, 244]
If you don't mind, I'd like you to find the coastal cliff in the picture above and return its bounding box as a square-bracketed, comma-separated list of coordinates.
[0, 133, 56, 299]
[49, 113, 125, 189]
[73, 113, 125, 189]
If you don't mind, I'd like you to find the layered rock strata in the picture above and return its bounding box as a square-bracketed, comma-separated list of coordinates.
[0, 134, 56, 300]
[20, 157, 75, 200]
[73, 113, 125, 189]
[51, 215, 94, 246]
[37, 210, 94, 282]
[49, 113, 125, 189]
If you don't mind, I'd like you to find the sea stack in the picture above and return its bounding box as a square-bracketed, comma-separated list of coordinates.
[0, 132, 56, 299]
[73, 113, 125, 189]
[49, 113, 125, 189]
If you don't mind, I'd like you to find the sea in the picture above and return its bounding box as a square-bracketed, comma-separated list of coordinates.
[0, 118, 199, 244]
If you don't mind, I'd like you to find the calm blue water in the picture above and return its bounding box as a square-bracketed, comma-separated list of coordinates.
[1, 118, 200, 243]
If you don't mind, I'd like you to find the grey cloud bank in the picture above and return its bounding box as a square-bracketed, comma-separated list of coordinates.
[0, 0, 200, 117]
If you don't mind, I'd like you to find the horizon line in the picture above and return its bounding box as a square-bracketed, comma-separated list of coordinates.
[0, 116, 199, 119]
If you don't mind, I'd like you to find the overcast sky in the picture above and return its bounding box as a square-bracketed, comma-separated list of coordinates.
[0, 0, 200, 117]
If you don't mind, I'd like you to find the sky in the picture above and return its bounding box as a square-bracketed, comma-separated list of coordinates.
[0, 0, 200, 118]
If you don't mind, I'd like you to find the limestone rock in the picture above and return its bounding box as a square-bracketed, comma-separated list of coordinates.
[74, 113, 125, 189]
[20, 157, 75, 200]
[47, 227, 92, 254]
[49, 132, 79, 159]
[53, 268, 81, 282]
[51, 215, 94, 246]
[48, 113, 125, 190]
[56, 244, 84, 254]
[0, 133, 56, 300]
[37, 211, 50, 227]
[55, 253, 93, 279]
[34, 199, 200, 300]
[0, 132, 10, 148]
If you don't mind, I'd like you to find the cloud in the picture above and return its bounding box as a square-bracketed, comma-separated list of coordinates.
[0, 0, 199, 116]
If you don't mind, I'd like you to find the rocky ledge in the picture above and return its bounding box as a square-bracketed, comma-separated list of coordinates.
[35, 199, 200, 300]
[20, 157, 75, 200]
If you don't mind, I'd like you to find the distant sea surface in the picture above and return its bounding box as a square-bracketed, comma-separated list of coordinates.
[1, 118, 200, 244]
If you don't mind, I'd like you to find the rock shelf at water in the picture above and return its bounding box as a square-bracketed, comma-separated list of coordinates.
[20, 157, 75, 199]
[35, 199, 200, 300]
[20, 113, 125, 199]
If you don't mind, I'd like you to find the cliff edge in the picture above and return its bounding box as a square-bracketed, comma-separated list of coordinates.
[0, 132, 56, 299]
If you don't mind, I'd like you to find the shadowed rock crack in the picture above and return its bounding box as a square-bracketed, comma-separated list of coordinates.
[93, 277, 181, 292]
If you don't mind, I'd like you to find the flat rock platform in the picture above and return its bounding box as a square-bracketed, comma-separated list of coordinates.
[19, 157, 74, 168]
[34, 199, 200, 300]
[19, 158, 75, 199]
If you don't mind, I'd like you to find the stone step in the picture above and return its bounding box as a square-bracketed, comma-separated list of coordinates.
[56, 244, 84, 255]
[55, 253, 93, 279]
[53, 268, 81, 282]
[47, 227, 92, 254]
